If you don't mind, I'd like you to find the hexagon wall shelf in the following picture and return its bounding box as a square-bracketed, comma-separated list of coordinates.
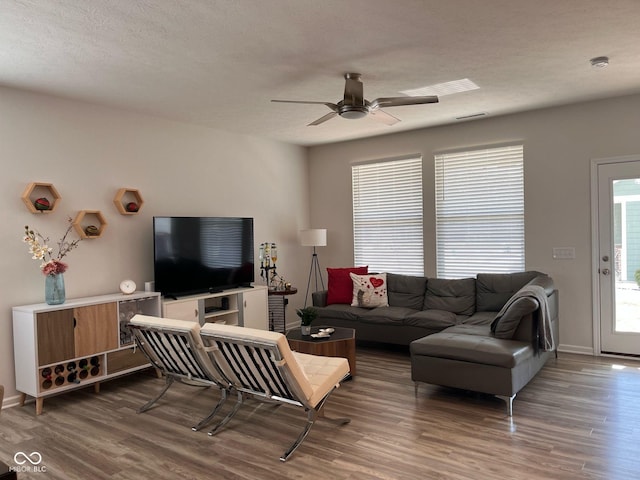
[72, 210, 108, 239]
[22, 182, 61, 213]
[113, 188, 144, 215]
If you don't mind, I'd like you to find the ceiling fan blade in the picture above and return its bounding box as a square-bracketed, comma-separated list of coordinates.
[271, 100, 339, 111]
[343, 73, 365, 107]
[368, 108, 400, 126]
[369, 96, 439, 109]
[308, 111, 338, 126]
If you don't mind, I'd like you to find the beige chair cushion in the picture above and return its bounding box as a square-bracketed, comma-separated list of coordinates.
[129, 313, 202, 330]
[292, 352, 349, 407]
[200, 323, 348, 408]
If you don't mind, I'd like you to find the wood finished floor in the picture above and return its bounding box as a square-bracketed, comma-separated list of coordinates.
[1, 348, 640, 480]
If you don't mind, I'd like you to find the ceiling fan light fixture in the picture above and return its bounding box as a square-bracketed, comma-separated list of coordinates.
[339, 106, 368, 119]
[590, 56, 609, 68]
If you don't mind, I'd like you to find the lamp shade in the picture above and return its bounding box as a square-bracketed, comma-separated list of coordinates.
[300, 229, 327, 247]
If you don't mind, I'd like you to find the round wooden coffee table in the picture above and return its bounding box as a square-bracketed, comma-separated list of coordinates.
[286, 326, 356, 377]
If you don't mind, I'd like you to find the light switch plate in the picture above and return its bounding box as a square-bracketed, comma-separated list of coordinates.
[553, 247, 575, 259]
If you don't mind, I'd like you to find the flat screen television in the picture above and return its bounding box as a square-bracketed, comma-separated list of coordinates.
[153, 216, 254, 297]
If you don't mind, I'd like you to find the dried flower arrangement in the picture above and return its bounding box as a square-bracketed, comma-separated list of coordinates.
[23, 217, 82, 275]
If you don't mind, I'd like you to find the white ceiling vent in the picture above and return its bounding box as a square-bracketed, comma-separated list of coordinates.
[401, 78, 479, 97]
[456, 112, 487, 120]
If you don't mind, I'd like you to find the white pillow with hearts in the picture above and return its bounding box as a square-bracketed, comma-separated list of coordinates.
[350, 272, 389, 308]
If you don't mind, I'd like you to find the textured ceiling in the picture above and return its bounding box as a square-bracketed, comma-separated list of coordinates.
[2, 0, 640, 146]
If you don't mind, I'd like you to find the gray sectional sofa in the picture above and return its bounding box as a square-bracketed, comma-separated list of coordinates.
[311, 271, 558, 415]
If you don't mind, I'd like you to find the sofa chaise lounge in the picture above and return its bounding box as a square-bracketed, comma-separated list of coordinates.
[312, 270, 558, 414]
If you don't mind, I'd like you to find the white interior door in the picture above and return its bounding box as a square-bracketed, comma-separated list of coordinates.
[596, 159, 640, 355]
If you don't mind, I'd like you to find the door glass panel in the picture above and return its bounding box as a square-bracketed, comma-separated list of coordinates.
[613, 178, 640, 333]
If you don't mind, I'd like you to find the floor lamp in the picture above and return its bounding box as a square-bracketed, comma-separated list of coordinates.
[301, 229, 327, 307]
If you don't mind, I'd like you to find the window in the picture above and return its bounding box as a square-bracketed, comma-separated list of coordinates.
[435, 144, 524, 278]
[352, 156, 424, 275]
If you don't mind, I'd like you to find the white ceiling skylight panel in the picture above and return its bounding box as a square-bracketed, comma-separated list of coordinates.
[400, 78, 480, 97]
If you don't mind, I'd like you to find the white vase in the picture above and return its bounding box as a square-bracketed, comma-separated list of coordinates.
[301, 325, 311, 336]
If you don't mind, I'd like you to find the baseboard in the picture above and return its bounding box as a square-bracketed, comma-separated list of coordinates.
[1, 393, 24, 410]
[557, 344, 595, 356]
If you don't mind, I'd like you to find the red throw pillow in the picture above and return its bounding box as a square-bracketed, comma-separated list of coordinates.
[326, 266, 368, 305]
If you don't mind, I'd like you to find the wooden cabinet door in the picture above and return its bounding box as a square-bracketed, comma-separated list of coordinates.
[106, 347, 149, 374]
[74, 303, 118, 357]
[37, 310, 75, 365]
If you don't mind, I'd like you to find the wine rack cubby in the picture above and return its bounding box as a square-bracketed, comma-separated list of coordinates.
[39, 355, 104, 393]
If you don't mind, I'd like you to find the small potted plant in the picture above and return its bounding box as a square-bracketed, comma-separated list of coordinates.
[296, 306, 317, 336]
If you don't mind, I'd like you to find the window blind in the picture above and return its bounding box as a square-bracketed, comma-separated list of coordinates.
[352, 156, 424, 275]
[434, 145, 524, 278]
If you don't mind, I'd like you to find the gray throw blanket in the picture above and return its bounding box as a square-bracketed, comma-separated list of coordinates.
[494, 284, 555, 352]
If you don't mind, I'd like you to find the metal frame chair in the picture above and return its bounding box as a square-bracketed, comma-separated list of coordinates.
[199, 323, 351, 461]
[128, 314, 237, 432]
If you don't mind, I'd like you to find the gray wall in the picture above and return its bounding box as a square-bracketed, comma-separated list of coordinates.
[308, 93, 640, 355]
[4, 83, 640, 406]
[1, 86, 310, 405]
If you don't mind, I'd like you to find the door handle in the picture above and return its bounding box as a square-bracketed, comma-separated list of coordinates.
[601, 268, 611, 275]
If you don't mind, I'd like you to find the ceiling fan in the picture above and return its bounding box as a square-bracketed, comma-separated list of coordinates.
[271, 73, 439, 126]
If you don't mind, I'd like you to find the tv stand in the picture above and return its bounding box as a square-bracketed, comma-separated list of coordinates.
[162, 286, 268, 330]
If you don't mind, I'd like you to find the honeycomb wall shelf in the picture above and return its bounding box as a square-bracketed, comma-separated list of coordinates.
[72, 210, 108, 239]
[113, 188, 144, 215]
[22, 182, 61, 213]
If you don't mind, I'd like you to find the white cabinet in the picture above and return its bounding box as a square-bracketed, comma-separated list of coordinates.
[13, 292, 161, 415]
[240, 287, 269, 330]
[162, 286, 268, 330]
[163, 299, 200, 322]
